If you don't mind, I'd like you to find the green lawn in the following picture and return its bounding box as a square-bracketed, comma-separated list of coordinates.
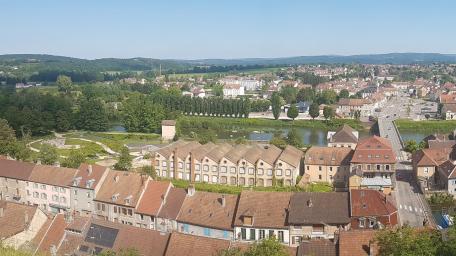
[395, 119, 456, 133]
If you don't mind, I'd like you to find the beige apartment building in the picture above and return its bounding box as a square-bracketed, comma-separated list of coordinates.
[0, 158, 35, 204]
[304, 147, 353, 188]
[153, 141, 303, 187]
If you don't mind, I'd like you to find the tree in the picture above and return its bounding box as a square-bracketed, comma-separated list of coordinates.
[323, 106, 334, 120]
[39, 144, 58, 165]
[279, 86, 298, 104]
[122, 95, 166, 133]
[8, 140, 31, 161]
[270, 134, 287, 149]
[296, 87, 315, 102]
[309, 102, 320, 119]
[286, 128, 303, 148]
[77, 98, 109, 131]
[339, 89, 350, 99]
[404, 140, 426, 153]
[55, 110, 72, 132]
[271, 93, 282, 120]
[318, 89, 338, 104]
[114, 146, 132, 171]
[61, 150, 86, 168]
[140, 165, 157, 179]
[56, 75, 73, 94]
[244, 237, 289, 256]
[0, 118, 16, 156]
[375, 226, 442, 256]
[286, 104, 299, 120]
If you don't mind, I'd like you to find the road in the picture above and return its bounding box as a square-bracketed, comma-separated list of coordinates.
[377, 93, 435, 227]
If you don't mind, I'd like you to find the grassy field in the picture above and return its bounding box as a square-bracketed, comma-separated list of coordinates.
[395, 119, 456, 133]
[160, 178, 332, 194]
[64, 131, 162, 152]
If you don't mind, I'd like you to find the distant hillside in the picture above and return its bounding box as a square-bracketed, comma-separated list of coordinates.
[1, 53, 456, 74]
[0, 54, 190, 72]
[184, 53, 456, 66]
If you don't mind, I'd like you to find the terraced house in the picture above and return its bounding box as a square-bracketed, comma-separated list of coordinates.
[349, 136, 397, 194]
[153, 141, 303, 187]
[304, 147, 353, 189]
[0, 158, 35, 203]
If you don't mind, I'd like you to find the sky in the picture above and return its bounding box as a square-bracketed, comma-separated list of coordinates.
[1, 0, 456, 59]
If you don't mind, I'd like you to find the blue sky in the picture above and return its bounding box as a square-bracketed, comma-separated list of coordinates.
[1, 0, 455, 59]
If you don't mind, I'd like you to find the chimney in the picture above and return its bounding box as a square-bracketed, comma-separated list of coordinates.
[221, 195, 226, 207]
[187, 184, 195, 196]
[87, 165, 93, 175]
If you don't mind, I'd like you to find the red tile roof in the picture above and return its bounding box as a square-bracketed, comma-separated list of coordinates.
[29, 165, 78, 187]
[0, 158, 35, 180]
[74, 163, 108, 189]
[351, 136, 396, 164]
[136, 180, 171, 216]
[339, 230, 378, 256]
[0, 201, 39, 238]
[350, 189, 397, 222]
[36, 214, 68, 254]
[164, 232, 230, 256]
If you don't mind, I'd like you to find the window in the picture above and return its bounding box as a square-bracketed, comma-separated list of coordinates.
[257, 168, 264, 175]
[330, 175, 333, 180]
[87, 192, 91, 198]
[203, 175, 209, 182]
[212, 165, 218, 172]
[195, 164, 200, 170]
[178, 162, 183, 169]
[376, 165, 381, 171]
[203, 228, 211, 237]
[128, 209, 133, 216]
[52, 195, 59, 202]
[239, 167, 245, 174]
[241, 228, 246, 240]
[220, 176, 227, 184]
[385, 165, 390, 171]
[359, 218, 366, 228]
[248, 168, 254, 175]
[41, 193, 47, 200]
[162, 171, 167, 177]
[34, 183, 38, 189]
[178, 172, 183, 179]
[278, 231, 284, 242]
[319, 175, 322, 180]
[122, 207, 127, 215]
[230, 177, 237, 185]
[220, 166, 227, 173]
[53, 186, 58, 192]
[250, 229, 256, 240]
[114, 206, 117, 213]
[267, 169, 273, 176]
[40, 185, 46, 190]
[329, 167, 333, 172]
[248, 178, 254, 186]
[369, 219, 375, 228]
[162, 162, 167, 167]
[276, 169, 282, 176]
[239, 177, 245, 185]
[33, 192, 39, 198]
[285, 169, 291, 176]
[195, 174, 201, 181]
[211, 176, 218, 183]
[230, 167, 236, 174]
[293, 236, 302, 245]
[60, 197, 66, 204]
[74, 190, 77, 195]
[318, 166, 322, 171]
[203, 165, 209, 171]
[186, 163, 190, 170]
[424, 167, 429, 174]
[268, 230, 274, 238]
[102, 204, 106, 212]
[259, 230, 265, 240]
[306, 166, 309, 171]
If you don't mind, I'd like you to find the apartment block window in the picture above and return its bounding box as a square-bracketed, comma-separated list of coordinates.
[276, 169, 282, 176]
[239, 167, 245, 174]
[185, 173, 190, 180]
[257, 168, 264, 175]
[285, 169, 291, 176]
[162, 162, 167, 167]
[53, 186, 58, 192]
[60, 196, 66, 204]
[318, 166, 322, 171]
[230, 167, 236, 174]
[186, 163, 191, 170]
[195, 164, 200, 170]
[239, 177, 246, 186]
[220, 166, 227, 173]
[248, 178, 254, 186]
[170, 162, 174, 168]
[306, 166, 309, 171]
[220, 176, 227, 184]
[259, 230, 265, 240]
[203, 175, 209, 182]
[128, 209, 133, 216]
[40, 185, 46, 190]
[40, 193, 47, 200]
[97, 203, 101, 211]
[211, 165, 217, 172]
[162, 171, 167, 177]
[203, 165, 209, 171]
[385, 165, 390, 171]
[33, 192, 39, 198]
[267, 169, 273, 176]
[102, 204, 106, 212]
[319, 175, 322, 180]
[204, 228, 211, 237]
[114, 206, 117, 213]
[250, 229, 256, 240]
[248, 168, 254, 175]
[52, 195, 59, 202]
[178, 162, 183, 169]
[278, 231, 284, 243]
[376, 165, 381, 171]
[329, 167, 333, 172]
[212, 176, 218, 183]
[178, 172, 183, 179]
[241, 228, 247, 240]
[195, 174, 201, 181]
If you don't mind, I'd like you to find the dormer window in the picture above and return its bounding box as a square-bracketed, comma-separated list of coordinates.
[125, 195, 133, 205]
[242, 215, 254, 226]
[111, 193, 119, 202]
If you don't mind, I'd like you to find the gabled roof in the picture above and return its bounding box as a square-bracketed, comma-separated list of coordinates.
[339, 230, 378, 256]
[175, 141, 201, 160]
[29, 165, 78, 187]
[413, 148, 451, 167]
[94, 170, 148, 207]
[224, 145, 251, 164]
[0, 201, 39, 238]
[157, 187, 187, 220]
[155, 140, 188, 159]
[278, 145, 303, 168]
[242, 145, 265, 165]
[437, 160, 456, 179]
[329, 124, 358, 144]
[351, 136, 396, 164]
[304, 147, 353, 166]
[258, 144, 282, 166]
[288, 192, 350, 225]
[177, 191, 238, 231]
[73, 163, 108, 190]
[297, 239, 336, 256]
[164, 232, 230, 256]
[234, 191, 291, 229]
[136, 181, 171, 216]
[350, 189, 397, 220]
[0, 158, 35, 180]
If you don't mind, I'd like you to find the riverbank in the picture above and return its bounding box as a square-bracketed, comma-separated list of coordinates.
[395, 119, 456, 134]
[177, 116, 364, 131]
